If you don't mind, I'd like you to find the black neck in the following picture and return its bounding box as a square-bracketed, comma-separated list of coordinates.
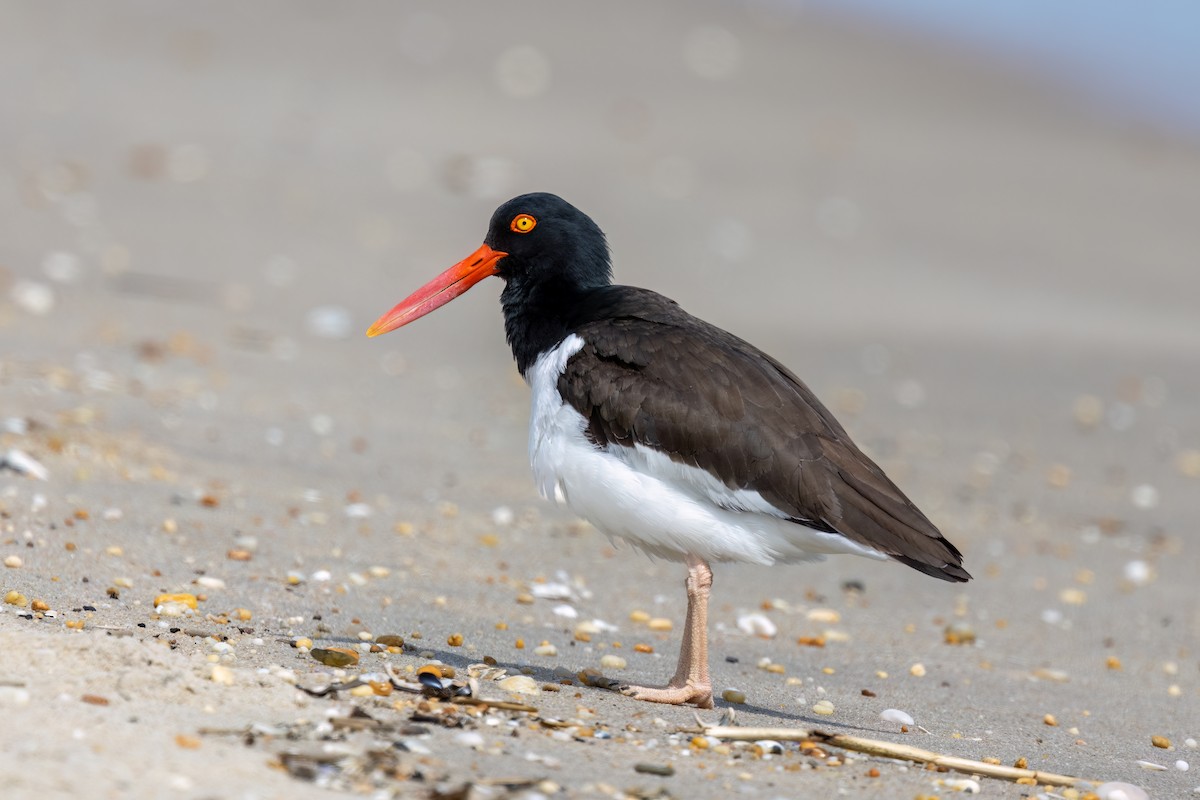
[501, 274, 593, 376]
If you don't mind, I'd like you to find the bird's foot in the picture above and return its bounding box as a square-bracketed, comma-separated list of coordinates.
[621, 681, 714, 709]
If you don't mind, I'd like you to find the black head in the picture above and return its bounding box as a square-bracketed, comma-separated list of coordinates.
[485, 193, 613, 293]
[366, 192, 611, 374]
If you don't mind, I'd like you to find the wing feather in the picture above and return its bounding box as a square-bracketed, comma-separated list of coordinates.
[558, 287, 970, 582]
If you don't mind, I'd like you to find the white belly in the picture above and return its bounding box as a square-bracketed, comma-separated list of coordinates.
[526, 336, 887, 566]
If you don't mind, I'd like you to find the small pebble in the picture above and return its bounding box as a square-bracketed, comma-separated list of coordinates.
[647, 617, 673, 631]
[1130, 484, 1159, 509]
[497, 675, 540, 695]
[1123, 560, 1154, 587]
[721, 688, 746, 704]
[938, 778, 981, 794]
[1059, 588, 1087, 605]
[880, 708, 914, 726]
[1176, 760, 1189, 771]
[210, 664, 234, 685]
[1152, 735, 1172, 749]
[806, 608, 840, 623]
[633, 763, 674, 776]
[3, 555, 22, 569]
[10, 281, 55, 316]
[812, 700, 835, 716]
[447, 633, 464, 647]
[454, 731, 485, 749]
[530, 582, 572, 600]
[600, 654, 627, 670]
[736, 612, 777, 638]
[943, 622, 976, 645]
[310, 648, 358, 667]
[1044, 713, 1059, 726]
[909, 663, 926, 677]
[0, 686, 31, 708]
[533, 642, 558, 657]
[154, 593, 198, 610]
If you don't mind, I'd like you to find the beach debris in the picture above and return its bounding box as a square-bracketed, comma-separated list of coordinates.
[496, 675, 539, 696]
[3, 555, 22, 569]
[1152, 735, 1172, 749]
[310, 647, 358, 668]
[943, 622, 976, 645]
[936, 777, 981, 793]
[210, 664, 234, 685]
[10, 280, 55, 315]
[1, 449, 49, 481]
[721, 688, 746, 704]
[599, 654, 626, 670]
[1123, 560, 1155, 587]
[0, 686, 31, 708]
[1095, 782, 1150, 800]
[633, 762, 674, 776]
[491, 505, 515, 526]
[880, 708, 915, 727]
[552, 603, 577, 619]
[736, 611, 777, 638]
[154, 593, 198, 616]
[812, 700, 835, 716]
[694, 723, 1092, 787]
[1130, 484, 1159, 509]
[530, 581, 573, 600]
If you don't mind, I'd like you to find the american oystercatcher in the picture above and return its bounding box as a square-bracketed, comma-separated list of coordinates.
[368, 193, 970, 708]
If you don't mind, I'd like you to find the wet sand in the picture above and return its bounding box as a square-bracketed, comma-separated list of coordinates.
[1, 2, 1197, 798]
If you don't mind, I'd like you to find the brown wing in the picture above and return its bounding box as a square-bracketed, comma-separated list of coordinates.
[559, 288, 969, 582]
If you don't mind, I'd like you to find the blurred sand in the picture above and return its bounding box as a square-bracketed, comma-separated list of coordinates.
[1, 2, 1197, 798]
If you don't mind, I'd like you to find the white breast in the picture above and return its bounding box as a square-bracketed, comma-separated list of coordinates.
[525, 336, 886, 566]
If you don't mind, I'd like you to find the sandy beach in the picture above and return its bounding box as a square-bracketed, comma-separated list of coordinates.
[1, 2, 1197, 798]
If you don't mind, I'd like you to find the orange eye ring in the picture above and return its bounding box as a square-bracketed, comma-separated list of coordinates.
[510, 214, 537, 234]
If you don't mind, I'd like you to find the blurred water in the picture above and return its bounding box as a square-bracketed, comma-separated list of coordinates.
[795, 0, 1200, 136]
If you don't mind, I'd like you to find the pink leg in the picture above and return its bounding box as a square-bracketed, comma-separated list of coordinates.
[622, 555, 714, 708]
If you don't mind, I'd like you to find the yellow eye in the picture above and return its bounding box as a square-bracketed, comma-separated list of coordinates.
[510, 213, 537, 233]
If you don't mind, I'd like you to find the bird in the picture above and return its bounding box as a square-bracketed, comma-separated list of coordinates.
[367, 192, 970, 708]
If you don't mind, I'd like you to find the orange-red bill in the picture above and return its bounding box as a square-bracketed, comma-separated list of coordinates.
[366, 243, 507, 337]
